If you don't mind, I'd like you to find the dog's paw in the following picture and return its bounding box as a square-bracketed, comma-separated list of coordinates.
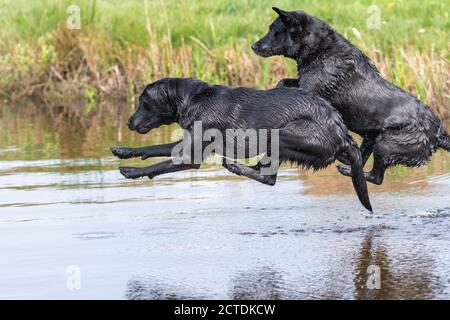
[119, 167, 142, 179]
[337, 164, 352, 176]
[111, 147, 137, 159]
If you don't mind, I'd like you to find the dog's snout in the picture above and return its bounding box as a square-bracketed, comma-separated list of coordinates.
[127, 117, 136, 130]
[252, 41, 269, 54]
[252, 42, 265, 52]
[261, 44, 270, 51]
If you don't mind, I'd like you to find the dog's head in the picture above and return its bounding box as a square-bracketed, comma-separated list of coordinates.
[252, 7, 329, 59]
[127, 79, 178, 134]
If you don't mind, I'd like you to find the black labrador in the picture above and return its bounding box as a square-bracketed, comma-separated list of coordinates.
[111, 77, 372, 211]
[252, 7, 450, 185]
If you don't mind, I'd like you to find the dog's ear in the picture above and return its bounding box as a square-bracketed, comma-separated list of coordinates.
[272, 7, 286, 16]
[296, 11, 311, 27]
[272, 7, 310, 29]
[272, 7, 294, 25]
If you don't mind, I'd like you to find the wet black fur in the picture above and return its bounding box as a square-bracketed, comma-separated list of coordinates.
[252, 7, 450, 185]
[111, 77, 372, 211]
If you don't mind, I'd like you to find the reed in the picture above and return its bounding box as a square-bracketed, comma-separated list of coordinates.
[0, 0, 448, 118]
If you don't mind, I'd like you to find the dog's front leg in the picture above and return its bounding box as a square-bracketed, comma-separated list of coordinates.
[111, 140, 183, 159]
[276, 78, 299, 88]
[119, 159, 200, 180]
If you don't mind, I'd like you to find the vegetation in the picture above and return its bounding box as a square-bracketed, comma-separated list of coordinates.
[0, 0, 448, 118]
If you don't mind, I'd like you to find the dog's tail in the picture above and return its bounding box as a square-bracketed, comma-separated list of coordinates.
[438, 129, 450, 152]
[343, 142, 373, 212]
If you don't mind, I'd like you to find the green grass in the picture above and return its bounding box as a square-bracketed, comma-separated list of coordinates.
[0, 0, 448, 117]
[1, 0, 448, 52]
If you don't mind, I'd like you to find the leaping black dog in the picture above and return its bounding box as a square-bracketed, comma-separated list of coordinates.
[111, 77, 372, 211]
[252, 7, 450, 185]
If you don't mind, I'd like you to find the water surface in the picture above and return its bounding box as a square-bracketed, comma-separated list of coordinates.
[0, 102, 449, 299]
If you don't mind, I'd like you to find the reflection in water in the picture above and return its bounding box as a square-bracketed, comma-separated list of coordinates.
[354, 231, 442, 299]
[1, 101, 449, 192]
[125, 267, 286, 300]
[0, 101, 176, 161]
[124, 242, 444, 300]
[126, 278, 203, 300]
[229, 267, 285, 300]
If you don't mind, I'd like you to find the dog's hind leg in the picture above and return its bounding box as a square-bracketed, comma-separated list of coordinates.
[338, 136, 375, 167]
[222, 158, 278, 186]
[119, 159, 200, 179]
[360, 137, 376, 165]
[111, 140, 182, 159]
[337, 146, 386, 185]
[363, 155, 387, 185]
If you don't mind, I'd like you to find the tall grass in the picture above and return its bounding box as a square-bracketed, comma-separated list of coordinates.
[0, 0, 448, 118]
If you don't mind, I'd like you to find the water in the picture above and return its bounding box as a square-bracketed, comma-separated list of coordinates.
[0, 102, 449, 299]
